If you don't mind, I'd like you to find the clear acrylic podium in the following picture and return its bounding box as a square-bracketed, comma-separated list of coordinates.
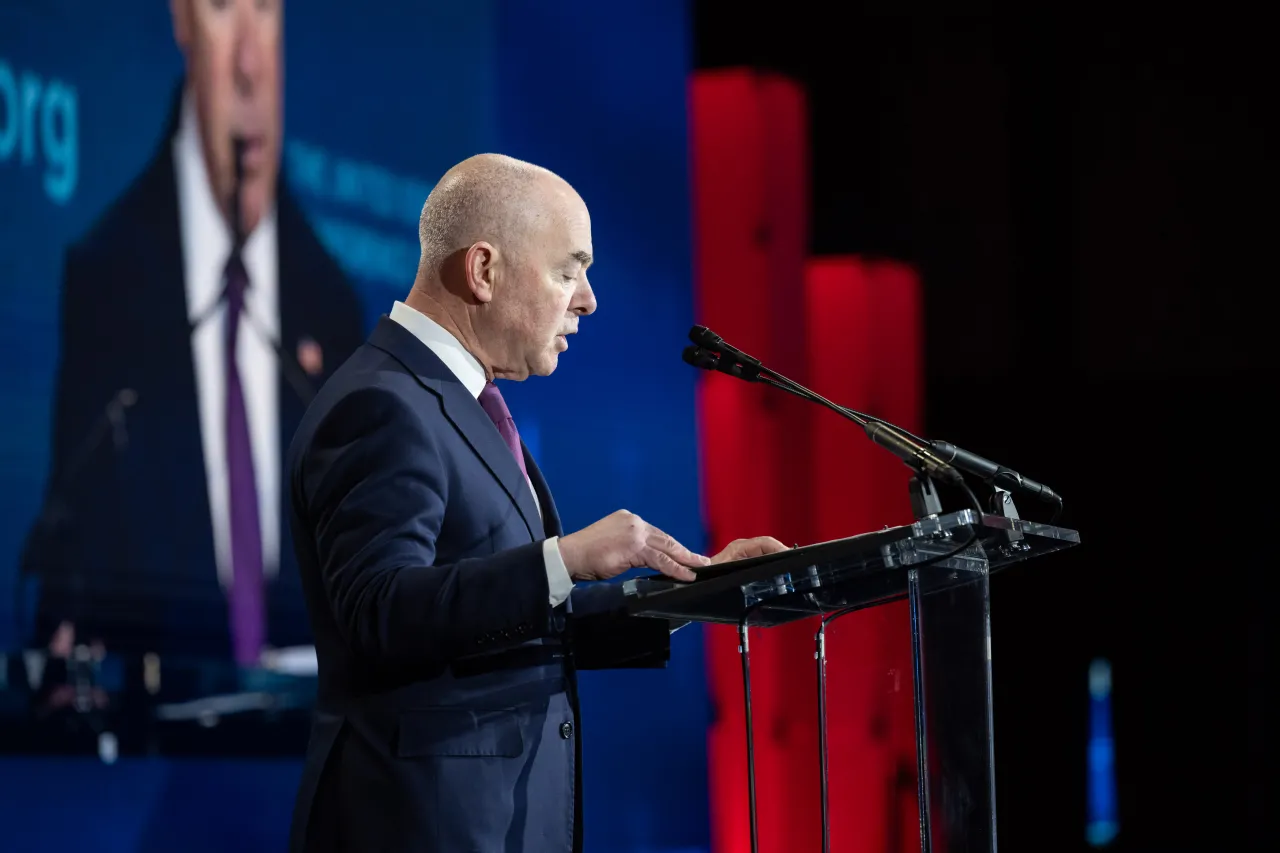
[622, 507, 1080, 853]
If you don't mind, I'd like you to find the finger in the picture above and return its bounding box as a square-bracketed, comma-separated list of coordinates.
[740, 536, 789, 557]
[647, 549, 698, 582]
[648, 527, 711, 567]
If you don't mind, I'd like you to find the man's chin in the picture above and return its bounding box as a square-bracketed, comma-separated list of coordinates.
[534, 352, 560, 377]
[229, 175, 277, 234]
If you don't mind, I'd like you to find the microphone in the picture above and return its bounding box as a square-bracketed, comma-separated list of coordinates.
[683, 325, 1064, 507]
[930, 440, 1062, 505]
[189, 297, 316, 406]
[190, 135, 314, 405]
[61, 388, 138, 483]
[683, 327, 964, 487]
[16, 388, 139, 645]
[864, 421, 965, 486]
[682, 345, 762, 382]
[690, 325, 762, 368]
[231, 135, 247, 248]
[681, 345, 718, 372]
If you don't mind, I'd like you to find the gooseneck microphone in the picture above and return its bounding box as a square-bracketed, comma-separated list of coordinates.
[16, 388, 139, 645]
[191, 136, 315, 405]
[231, 135, 247, 248]
[682, 325, 1063, 508]
[684, 326, 964, 487]
[931, 441, 1061, 505]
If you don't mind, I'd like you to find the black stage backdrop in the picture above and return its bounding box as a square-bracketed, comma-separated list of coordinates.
[695, 6, 1271, 851]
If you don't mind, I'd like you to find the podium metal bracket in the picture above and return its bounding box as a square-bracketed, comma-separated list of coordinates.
[989, 486, 1028, 552]
[909, 473, 943, 520]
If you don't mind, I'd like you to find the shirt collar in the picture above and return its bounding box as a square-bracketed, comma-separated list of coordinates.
[174, 85, 278, 331]
[388, 301, 488, 398]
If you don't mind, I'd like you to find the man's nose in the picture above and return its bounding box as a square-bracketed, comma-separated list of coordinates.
[573, 276, 597, 316]
[233, 15, 263, 95]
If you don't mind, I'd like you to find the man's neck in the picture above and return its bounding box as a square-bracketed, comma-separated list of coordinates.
[403, 287, 494, 380]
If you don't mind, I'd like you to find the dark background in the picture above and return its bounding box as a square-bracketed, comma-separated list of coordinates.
[696, 5, 1271, 850]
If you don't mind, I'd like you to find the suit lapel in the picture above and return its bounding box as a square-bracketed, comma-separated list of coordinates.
[524, 448, 562, 538]
[368, 318, 542, 542]
[439, 383, 543, 541]
[132, 141, 220, 582]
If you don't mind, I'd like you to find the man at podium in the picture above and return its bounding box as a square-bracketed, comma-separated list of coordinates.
[285, 153, 786, 852]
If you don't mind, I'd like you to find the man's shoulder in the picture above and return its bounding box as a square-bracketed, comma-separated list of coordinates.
[293, 346, 442, 449]
[68, 146, 176, 267]
[277, 185, 351, 296]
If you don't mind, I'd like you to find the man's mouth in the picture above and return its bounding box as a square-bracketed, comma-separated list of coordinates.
[233, 135, 269, 172]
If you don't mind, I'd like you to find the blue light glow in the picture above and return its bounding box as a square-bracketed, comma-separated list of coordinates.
[1087, 657, 1118, 846]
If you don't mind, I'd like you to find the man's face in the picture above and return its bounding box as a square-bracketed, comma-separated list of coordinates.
[171, 0, 282, 234]
[485, 181, 597, 379]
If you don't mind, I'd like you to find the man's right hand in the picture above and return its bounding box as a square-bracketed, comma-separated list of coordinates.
[558, 510, 710, 583]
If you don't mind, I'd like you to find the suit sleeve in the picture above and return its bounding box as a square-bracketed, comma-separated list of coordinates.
[298, 385, 554, 667]
[565, 583, 672, 671]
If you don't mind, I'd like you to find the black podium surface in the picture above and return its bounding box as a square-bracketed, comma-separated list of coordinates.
[623, 509, 1078, 624]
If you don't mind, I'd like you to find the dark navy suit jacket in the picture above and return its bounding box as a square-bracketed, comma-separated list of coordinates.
[286, 317, 669, 853]
[21, 88, 365, 658]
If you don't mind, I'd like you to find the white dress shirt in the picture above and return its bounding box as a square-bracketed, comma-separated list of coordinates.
[389, 301, 574, 607]
[173, 90, 281, 586]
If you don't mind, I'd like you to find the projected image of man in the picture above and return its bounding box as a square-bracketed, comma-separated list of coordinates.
[22, 0, 364, 667]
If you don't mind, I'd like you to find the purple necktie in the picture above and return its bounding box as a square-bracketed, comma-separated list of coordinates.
[224, 254, 265, 667]
[478, 381, 527, 478]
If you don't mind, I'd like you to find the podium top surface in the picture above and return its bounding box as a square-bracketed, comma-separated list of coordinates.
[622, 509, 1079, 626]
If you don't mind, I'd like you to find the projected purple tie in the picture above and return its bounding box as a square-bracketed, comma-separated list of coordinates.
[224, 254, 265, 667]
[478, 381, 527, 478]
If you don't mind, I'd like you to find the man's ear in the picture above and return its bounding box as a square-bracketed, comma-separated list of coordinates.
[465, 242, 497, 304]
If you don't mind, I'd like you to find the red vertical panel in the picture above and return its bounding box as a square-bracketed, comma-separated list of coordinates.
[690, 69, 814, 853]
[807, 259, 890, 853]
[863, 259, 925, 852]
[753, 75, 822, 853]
[806, 257, 924, 853]
[693, 76, 924, 853]
[690, 70, 781, 853]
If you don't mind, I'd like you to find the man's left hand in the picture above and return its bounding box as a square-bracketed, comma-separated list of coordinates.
[710, 536, 790, 565]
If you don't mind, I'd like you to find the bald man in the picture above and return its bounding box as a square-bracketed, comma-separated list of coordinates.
[285, 154, 785, 853]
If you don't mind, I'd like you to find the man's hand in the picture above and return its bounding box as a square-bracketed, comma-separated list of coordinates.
[558, 510, 710, 582]
[710, 536, 790, 564]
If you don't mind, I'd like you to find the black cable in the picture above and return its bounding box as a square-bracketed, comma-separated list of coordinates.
[958, 480, 984, 514]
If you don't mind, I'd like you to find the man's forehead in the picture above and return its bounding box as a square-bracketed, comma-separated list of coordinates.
[555, 198, 592, 264]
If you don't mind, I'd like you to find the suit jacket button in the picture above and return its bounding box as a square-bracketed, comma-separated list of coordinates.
[516, 624, 529, 635]
[559, 721, 574, 739]
[475, 637, 485, 646]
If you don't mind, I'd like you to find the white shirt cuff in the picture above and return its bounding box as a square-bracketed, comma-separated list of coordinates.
[543, 536, 574, 607]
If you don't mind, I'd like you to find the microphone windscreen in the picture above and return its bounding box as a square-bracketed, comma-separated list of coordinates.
[682, 345, 718, 371]
[687, 325, 722, 350]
